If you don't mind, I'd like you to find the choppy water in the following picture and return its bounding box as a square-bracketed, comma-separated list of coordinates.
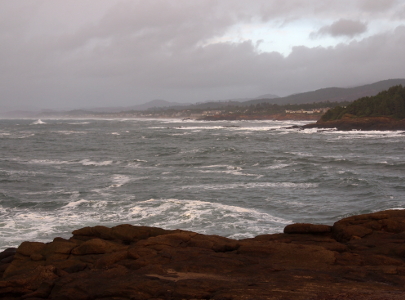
[1, 118, 404, 250]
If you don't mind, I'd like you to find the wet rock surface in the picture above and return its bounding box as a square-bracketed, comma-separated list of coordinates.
[2, 210, 405, 299]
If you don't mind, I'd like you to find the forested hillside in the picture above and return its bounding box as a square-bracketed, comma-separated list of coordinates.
[321, 85, 405, 122]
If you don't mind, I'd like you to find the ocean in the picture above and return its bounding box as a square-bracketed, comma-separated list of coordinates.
[1, 118, 404, 250]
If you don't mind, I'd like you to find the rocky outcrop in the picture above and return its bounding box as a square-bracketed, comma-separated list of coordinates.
[2, 210, 405, 299]
[303, 116, 405, 131]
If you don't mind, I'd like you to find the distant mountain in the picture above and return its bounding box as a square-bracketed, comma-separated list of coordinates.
[243, 79, 405, 106]
[254, 93, 279, 99]
[131, 99, 184, 111]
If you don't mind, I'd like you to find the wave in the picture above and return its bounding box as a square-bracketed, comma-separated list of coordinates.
[180, 182, 318, 191]
[79, 159, 114, 166]
[54, 130, 87, 135]
[0, 198, 291, 250]
[31, 119, 46, 125]
[0, 132, 11, 137]
[28, 159, 73, 165]
[108, 174, 131, 188]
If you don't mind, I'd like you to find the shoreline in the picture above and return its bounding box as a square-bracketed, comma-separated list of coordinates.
[2, 209, 405, 299]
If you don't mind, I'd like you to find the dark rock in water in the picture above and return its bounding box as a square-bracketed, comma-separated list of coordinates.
[2, 210, 405, 299]
[303, 116, 405, 131]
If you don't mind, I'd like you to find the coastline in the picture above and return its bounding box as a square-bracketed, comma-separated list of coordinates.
[2, 210, 405, 299]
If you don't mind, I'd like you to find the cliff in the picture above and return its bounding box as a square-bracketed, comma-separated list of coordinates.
[2, 210, 405, 299]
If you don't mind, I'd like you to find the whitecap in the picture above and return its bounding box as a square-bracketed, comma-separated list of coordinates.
[264, 163, 291, 170]
[0, 132, 11, 137]
[68, 122, 90, 125]
[80, 159, 113, 166]
[31, 119, 46, 125]
[28, 159, 72, 165]
[125, 198, 291, 237]
[108, 174, 131, 188]
[61, 199, 90, 208]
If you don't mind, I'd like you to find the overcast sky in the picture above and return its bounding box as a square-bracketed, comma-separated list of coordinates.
[1, 0, 405, 110]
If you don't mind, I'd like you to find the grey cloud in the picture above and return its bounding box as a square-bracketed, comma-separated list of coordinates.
[360, 0, 396, 12]
[1, 1, 405, 109]
[312, 19, 368, 38]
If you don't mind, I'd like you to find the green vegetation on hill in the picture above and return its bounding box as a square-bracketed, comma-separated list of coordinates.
[320, 85, 405, 122]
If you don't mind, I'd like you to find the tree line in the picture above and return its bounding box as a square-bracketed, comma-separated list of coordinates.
[321, 85, 405, 121]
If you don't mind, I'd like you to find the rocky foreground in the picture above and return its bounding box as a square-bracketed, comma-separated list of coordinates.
[303, 116, 405, 131]
[2, 210, 405, 299]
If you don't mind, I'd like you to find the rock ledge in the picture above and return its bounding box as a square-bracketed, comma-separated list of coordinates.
[2, 210, 405, 299]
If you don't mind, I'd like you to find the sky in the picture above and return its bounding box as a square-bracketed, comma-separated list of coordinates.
[1, 0, 405, 110]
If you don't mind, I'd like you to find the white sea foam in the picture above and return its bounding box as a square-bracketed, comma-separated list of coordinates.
[62, 199, 90, 208]
[228, 126, 285, 132]
[300, 128, 323, 134]
[108, 174, 131, 188]
[80, 159, 113, 166]
[0, 197, 291, 250]
[31, 119, 46, 125]
[287, 151, 314, 157]
[265, 163, 291, 169]
[54, 130, 87, 135]
[198, 168, 257, 177]
[125, 199, 291, 237]
[0, 132, 11, 137]
[28, 159, 72, 165]
[176, 126, 225, 130]
[68, 122, 90, 125]
[197, 165, 258, 177]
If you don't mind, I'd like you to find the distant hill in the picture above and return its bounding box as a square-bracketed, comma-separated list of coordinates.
[243, 79, 405, 106]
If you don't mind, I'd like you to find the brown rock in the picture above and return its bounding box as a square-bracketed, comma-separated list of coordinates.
[333, 210, 405, 242]
[16, 242, 46, 257]
[71, 238, 127, 255]
[284, 223, 332, 234]
[2, 210, 405, 299]
[71, 225, 113, 240]
[0, 248, 16, 261]
[110, 224, 173, 242]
